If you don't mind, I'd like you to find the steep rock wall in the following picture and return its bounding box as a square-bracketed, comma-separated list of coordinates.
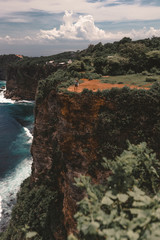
[31, 91, 110, 237]
[2, 86, 160, 240]
[5, 64, 58, 100]
[31, 86, 160, 238]
[0, 55, 20, 80]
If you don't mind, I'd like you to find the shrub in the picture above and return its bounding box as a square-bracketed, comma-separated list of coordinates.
[141, 70, 150, 75]
[127, 69, 135, 74]
[69, 142, 160, 240]
[1, 178, 58, 240]
[70, 182, 160, 240]
[103, 142, 160, 194]
[145, 77, 157, 82]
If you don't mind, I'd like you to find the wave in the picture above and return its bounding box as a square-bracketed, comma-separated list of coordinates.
[0, 124, 33, 231]
[23, 127, 33, 144]
[0, 87, 34, 105]
[17, 100, 35, 104]
[0, 197, 2, 219]
[0, 123, 33, 231]
[0, 89, 15, 104]
[0, 156, 32, 231]
[0, 82, 34, 231]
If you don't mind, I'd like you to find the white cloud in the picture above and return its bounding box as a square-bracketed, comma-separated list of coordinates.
[0, 35, 33, 44]
[38, 11, 160, 42]
[1, 11, 160, 45]
[39, 11, 108, 41]
[1, 0, 160, 22]
[6, 17, 29, 23]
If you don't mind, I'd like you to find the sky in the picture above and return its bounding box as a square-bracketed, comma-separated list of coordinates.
[0, 0, 160, 56]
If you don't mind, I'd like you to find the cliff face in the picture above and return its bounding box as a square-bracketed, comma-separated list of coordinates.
[31, 92, 109, 238]
[30, 86, 160, 239]
[0, 55, 20, 80]
[2, 85, 160, 240]
[5, 64, 58, 100]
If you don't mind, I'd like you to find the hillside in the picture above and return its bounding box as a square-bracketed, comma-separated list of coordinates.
[1, 37, 160, 239]
[1, 72, 160, 239]
[3, 36, 160, 100]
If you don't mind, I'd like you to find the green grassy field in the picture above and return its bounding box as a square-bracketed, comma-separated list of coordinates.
[101, 74, 160, 88]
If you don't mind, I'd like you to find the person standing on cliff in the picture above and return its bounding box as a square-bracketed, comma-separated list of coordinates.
[74, 79, 79, 91]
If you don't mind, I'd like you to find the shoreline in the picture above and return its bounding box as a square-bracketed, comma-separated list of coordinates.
[0, 87, 34, 232]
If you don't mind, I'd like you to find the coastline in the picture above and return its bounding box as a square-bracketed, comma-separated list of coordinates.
[0, 84, 34, 232]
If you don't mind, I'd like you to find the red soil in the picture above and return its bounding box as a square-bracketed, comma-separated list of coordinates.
[67, 78, 150, 93]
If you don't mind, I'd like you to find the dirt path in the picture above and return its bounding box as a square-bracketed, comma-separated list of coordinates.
[67, 78, 150, 93]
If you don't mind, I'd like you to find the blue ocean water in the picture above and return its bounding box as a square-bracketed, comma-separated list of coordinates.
[0, 80, 34, 231]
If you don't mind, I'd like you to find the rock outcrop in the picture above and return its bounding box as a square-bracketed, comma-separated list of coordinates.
[31, 91, 110, 237]
[5, 64, 58, 100]
[2, 84, 160, 240]
[0, 55, 20, 80]
[30, 86, 160, 238]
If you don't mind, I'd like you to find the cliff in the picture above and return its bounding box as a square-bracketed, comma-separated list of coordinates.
[5, 64, 58, 100]
[0, 55, 20, 80]
[31, 86, 160, 239]
[4, 51, 76, 100]
[1, 82, 160, 240]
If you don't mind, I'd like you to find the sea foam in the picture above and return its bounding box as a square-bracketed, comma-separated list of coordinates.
[23, 127, 33, 144]
[0, 87, 15, 104]
[0, 125, 33, 231]
[0, 156, 32, 231]
[0, 81, 34, 231]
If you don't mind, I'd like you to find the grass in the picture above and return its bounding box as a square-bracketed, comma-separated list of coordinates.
[100, 74, 160, 88]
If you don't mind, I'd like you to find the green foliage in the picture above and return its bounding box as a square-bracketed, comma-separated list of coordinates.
[145, 77, 158, 82]
[0, 54, 20, 79]
[103, 142, 160, 194]
[82, 71, 102, 80]
[72, 183, 160, 240]
[36, 69, 70, 103]
[105, 55, 129, 75]
[1, 178, 57, 240]
[119, 43, 148, 73]
[95, 83, 160, 161]
[68, 60, 86, 72]
[146, 50, 160, 70]
[81, 88, 93, 95]
[93, 57, 106, 74]
[69, 143, 160, 240]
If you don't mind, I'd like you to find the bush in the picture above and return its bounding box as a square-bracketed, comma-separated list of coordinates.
[145, 77, 157, 82]
[127, 69, 135, 74]
[1, 178, 58, 240]
[103, 142, 160, 194]
[141, 70, 150, 75]
[69, 142, 160, 240]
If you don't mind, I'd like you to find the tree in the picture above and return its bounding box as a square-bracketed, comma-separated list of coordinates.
[68, 60, 86, 72]
[119, 43, 148, 72]
[93, 57, 106, 74]
[146, 50, 160, 70]
[105, 55, 129, 75]
[119, 37, 132, 44]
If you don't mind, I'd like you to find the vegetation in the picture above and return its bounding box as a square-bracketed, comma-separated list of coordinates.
[0, 54, 20, 79]
[77, 37, 160, 76]
[100, 74, 160, 87]
[1, 178, 59, 240]
[5, 36, 160, 84]
[2, 36, 160, 240]
[69, 142, 160, 240]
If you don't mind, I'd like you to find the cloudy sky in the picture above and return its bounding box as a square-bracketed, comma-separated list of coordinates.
[0, 0, 160, 56]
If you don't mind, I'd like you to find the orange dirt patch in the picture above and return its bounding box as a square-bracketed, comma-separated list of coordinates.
[67, 78, 150, 93]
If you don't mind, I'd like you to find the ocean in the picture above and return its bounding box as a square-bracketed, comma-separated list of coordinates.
[0, 80, 34, 232]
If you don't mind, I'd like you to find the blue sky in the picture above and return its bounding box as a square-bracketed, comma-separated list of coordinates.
[0, 0, 160, 56]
